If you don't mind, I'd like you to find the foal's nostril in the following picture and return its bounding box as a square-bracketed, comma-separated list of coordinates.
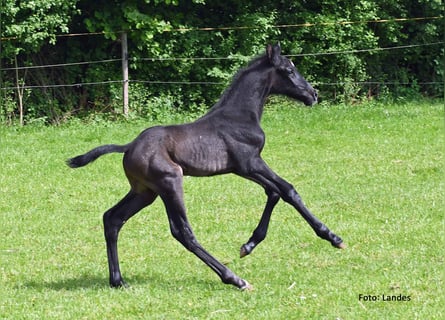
[310, 90, 318, 106]
[314, 90, 318, 100]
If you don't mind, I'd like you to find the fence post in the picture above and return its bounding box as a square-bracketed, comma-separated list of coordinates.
[121, 32, 129, 116]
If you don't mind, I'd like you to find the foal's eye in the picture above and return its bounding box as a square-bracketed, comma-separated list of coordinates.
[286, 68, 294, 75]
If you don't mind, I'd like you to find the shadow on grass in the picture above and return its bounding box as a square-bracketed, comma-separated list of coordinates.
[22, 274, 109, 291]
[22, 272, 221, 292]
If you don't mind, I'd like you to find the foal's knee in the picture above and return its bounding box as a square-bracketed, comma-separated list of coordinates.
[103, 210, 125, 237]
[103, 210, 113, 228]
[281, 187, 301, 203]
[265, 190, 280, 203]
[170, 225, 200, 252]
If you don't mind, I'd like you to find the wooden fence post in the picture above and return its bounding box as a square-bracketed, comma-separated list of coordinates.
[121, 32, 129, 116]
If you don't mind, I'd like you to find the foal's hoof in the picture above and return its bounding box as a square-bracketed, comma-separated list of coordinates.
[331, 235, 346, 249]
[240, 243, 254, 258]
[240, 280, 253, 291]
[240, 245, 249, 258]
[335, 242, 346, 249]
[110, 280, 129, 289]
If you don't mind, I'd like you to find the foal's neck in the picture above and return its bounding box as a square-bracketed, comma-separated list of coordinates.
[208, 58, 272, 122]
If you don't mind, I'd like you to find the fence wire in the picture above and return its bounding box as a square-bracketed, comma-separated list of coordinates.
[0, 14, 443, 91]
[1, 41, 443, 91]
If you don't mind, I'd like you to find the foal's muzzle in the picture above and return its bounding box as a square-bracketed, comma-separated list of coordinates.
[311, 90, 318, 106]
[304, 89, 318, 106]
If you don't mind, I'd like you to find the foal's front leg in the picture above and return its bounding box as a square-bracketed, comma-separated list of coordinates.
[247, 158, 345, 249]
[284, 188, 345, 248]
[240, 189, 280, 258]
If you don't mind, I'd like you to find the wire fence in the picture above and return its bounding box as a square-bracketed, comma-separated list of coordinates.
[1, 41, 443, 91]
[1, 15, 443, 94]
[1, 16, 442, 41]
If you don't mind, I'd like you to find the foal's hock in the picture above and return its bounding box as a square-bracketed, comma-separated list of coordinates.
[67, 44, 345, 290]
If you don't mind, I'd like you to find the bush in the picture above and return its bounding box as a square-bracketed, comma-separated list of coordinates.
[1, 0, 443, 124]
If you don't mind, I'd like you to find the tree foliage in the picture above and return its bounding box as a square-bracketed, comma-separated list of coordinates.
[1, 0, 443, 123]
[1, 0, 79, 55]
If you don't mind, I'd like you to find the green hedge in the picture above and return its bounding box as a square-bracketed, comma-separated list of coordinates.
[1, 0, 443, 123]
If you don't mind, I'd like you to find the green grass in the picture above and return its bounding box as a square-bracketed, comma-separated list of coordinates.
[1, 100, 443, 319]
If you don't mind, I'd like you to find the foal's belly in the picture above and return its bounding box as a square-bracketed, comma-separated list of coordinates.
[176, 136, 232, 176]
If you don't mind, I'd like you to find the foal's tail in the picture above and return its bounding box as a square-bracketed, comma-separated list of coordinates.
[66, 144, 129, 168]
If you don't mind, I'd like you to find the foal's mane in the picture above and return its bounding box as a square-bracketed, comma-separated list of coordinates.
[209, 54, 270, 110]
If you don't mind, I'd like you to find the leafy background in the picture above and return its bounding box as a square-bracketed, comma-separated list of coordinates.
[0, 0, 443, 123]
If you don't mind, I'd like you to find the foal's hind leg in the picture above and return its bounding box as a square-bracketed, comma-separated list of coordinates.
[103, 190, 157, 287]
[158, 173, 251, 290]
[240, 190, 280, 258]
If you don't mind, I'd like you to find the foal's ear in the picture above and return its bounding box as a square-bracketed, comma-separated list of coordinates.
[266, 43, 281, 66]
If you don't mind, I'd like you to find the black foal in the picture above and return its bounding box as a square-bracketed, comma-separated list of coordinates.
[67, 44, 344, 290]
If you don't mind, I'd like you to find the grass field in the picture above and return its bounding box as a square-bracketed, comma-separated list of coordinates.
[1, 99, 443, 319]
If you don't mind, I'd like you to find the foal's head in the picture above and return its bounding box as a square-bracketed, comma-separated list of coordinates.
[267, 43, 318, 106]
